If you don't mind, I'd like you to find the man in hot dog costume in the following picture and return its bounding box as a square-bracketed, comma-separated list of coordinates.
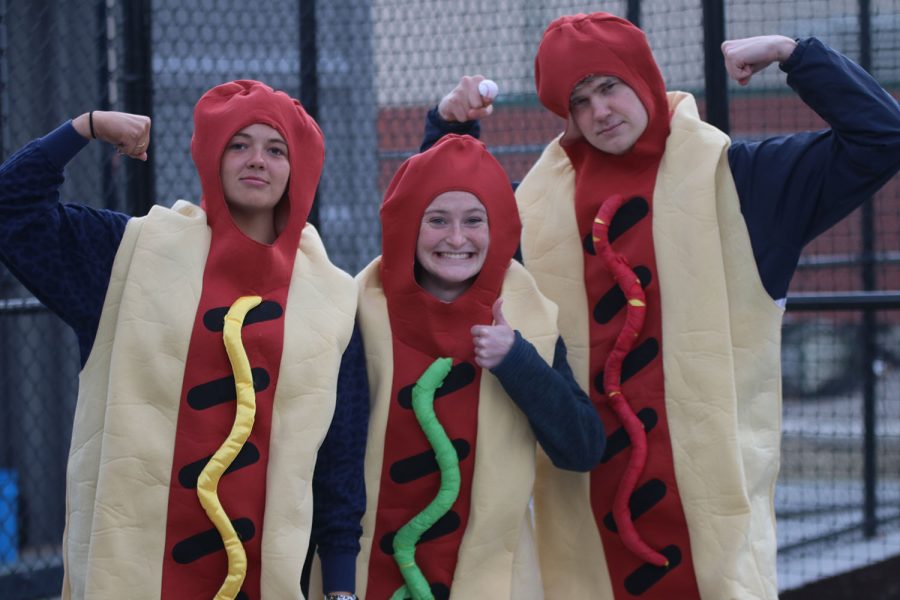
[352, 134, 605, 599]
[0, 81, 365, 599]
[423, 12, 900, 600]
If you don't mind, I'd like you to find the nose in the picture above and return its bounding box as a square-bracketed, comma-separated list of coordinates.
[446, 222, 466, 246]
[246, 145, 266, 169]
[591, 96, 612, 121]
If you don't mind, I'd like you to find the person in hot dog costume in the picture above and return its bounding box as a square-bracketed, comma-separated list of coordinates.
[352, 134, 605, 599]
[422, 12, 900, 600]
[0, 81, 365, 599]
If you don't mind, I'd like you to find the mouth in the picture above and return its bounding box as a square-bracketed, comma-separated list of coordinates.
[240, 176, 269, 186]
[598, 122, 623, 135]
[435, 251, 476, 260]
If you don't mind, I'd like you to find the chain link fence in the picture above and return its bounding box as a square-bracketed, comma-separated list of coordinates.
[0, 1, 898, 598]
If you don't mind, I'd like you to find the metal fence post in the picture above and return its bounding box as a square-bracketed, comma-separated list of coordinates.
[858, 0, 878, 539]
[300, 0, 319, 229]
[122, 0, 154, 216]
[702, 0, 729, 134]
[627, 0, 641, 28]
[96, 0, 116, 212]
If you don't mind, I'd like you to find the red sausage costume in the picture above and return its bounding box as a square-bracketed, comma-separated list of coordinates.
[62, 81, 356, 599]
[519, 13, 783, 599]
[356, 135, 558, 599]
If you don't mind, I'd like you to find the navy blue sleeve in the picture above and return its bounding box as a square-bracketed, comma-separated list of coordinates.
[728, 37, 900, 299]
[0, 121, 129, 365]
[420, 106, 481, 152]
[312, 324, 369, 594]
[491, 333, 605, 471]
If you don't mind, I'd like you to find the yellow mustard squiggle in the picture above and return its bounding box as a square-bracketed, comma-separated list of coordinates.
[197, 295, 262, 600]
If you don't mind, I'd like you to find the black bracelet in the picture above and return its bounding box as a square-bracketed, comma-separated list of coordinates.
[89, 111, 96, 139]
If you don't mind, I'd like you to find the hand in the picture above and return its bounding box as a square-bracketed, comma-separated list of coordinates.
[72, 110, 152, 161]
[470, 298, 515, 370]
[438, 74, 497, 122]
[721, 35, 797, 85]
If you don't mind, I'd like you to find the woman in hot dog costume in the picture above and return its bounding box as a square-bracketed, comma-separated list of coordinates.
[0, 81, 365, 599]
[352, 134, 605, 599]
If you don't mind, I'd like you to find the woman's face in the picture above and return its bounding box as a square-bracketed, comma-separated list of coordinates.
[415, 191, 490, 302]
[219, 123, 291, 227]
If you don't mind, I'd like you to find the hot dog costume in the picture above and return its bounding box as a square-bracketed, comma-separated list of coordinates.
[0, 81, 362, 598]
[422, 12, 900, 600]
[354, 135, 604, 599]
[522, 14, 900, 600]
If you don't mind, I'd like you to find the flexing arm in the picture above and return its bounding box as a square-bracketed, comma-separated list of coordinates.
[721, 35, 798, 86]
[726, 37, 900, 299]
[312, 325, 369, 596]
[72, 110, 151, 161]
[0, 111, 149, 364]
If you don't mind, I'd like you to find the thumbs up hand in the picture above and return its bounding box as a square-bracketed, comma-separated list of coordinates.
[470, 298, 515, 370]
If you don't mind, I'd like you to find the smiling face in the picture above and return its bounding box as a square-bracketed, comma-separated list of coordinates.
[569, 75, 649, 155]
[219, 123, 291, 243]
[415, 191, 490, 302]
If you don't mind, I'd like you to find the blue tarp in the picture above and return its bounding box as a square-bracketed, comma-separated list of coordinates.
[0, 469, 17, 564]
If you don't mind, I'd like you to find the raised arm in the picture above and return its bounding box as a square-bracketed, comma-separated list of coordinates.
[725, 37, 900, 299]
[721, 35, 798, 86]
[0, 111, 151, 365]
[420, 75, 496, 151]
[72, 110, 151, 161]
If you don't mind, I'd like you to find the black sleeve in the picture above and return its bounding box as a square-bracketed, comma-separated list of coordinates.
[0, 121, 129, 365]
[420, 106, 482, 152]
[728, 37, 900, 299]
[312, 324, 369, 594]
[491, 333, 606, 471]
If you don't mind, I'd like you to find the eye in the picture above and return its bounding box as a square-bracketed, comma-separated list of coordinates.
[268, 146, 287, 157]
[426, 216, 447, 226]
[228, 141, 247, 151]
[600, 82, 617, 94]
[570, 96, 588, 108]
[465, 215, 486, 226]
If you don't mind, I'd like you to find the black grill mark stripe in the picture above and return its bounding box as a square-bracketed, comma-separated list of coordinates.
[203, 300, 284, 332]
[390, 439, 471, 484]
[624, 545, 682, 595]
[594, 266, 653, 324]
[187, 368, 270, 410]
[178, 443, 261, 489]
[600, 408, 658, 463]
[602, 479, 667, 533]
[171, 518, 255, 564]
[583, 196, 650, 255]
[398, 362, 476, 409]
[379, 511, 461, 555]
[594, 338, 659, 395]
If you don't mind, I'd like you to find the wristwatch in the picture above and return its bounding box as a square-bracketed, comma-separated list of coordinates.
[324, 594, 357, 600]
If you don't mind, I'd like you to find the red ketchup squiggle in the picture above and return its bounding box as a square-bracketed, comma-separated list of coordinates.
[592, 193, 668, 568]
